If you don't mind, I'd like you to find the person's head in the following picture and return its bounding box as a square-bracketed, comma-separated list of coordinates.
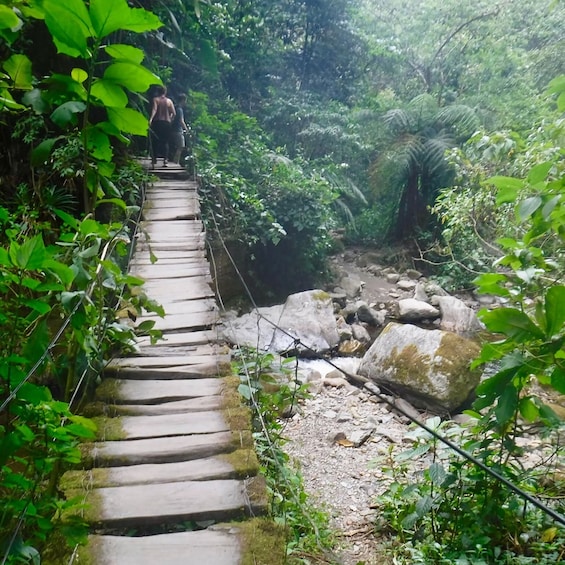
[178, 93, 187, 105]
[155, 85, 166, 97]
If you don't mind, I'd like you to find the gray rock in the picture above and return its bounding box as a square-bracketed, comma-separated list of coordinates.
[221, 304, 283, 350]
[386, 273, 401, 284]
[269, 290, 340, 356]
[351, 323, 371, 344]
[356, 301, 386, 326]
[413, 282, 429, 302]
[405, 269, 423, 280]
[358, 322, 481, 413]
[436, 295, 484, 336]
[397, 298, 440, 322]
[339, 274, 364, 299]
[425, 282, 449, 297]
[397, 279, 417, 291]
[348, 428, 374, 448]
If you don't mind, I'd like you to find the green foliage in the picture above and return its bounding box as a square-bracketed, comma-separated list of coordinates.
[232, 347, 335, 561]
[373, 416, 565, 564]
[0, 1, 165, 560]
[370, 94, 479, 239]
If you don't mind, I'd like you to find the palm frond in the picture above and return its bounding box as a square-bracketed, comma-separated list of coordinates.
[436, 104, 480, 138]
[422, 132, 454, 176]
[384, 108, 413, 134]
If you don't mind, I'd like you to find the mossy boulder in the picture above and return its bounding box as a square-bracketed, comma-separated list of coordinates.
[358, 322, 481, 413]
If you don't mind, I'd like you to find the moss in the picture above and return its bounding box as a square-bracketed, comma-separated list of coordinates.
[245, 475, 268, 513]
[220, 449, 260, 478]
[231, 429, 253, 449]
[60, 468, 110, 491]
[312, 290, 331, 301]
[223, 406, 251, 431]
[382, 344, 431, 387]
[436, 331, 481, 376]
[237, 518, 287, 565]
[91, 416, 126, 441]
[221, 375, 246, 410]
[95, 378, 122, 402]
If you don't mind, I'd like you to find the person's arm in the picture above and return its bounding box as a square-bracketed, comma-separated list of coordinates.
[149, 98, 158, 124]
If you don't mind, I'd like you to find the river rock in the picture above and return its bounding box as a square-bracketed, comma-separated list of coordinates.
[358, 322, 481, 413]
[220, 304, 284, 350]
[397, 279, 417, 292]
[338, 339, 365, 356]
[436, 296, 483, 336]
[269, 290, 340, 356]
[397, 298, 440, 321]
[356, 301, 386, 326]
[351, 323, 371, 344]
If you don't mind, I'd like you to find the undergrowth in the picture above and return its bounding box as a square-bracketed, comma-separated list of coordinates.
[232, 347, 337, 564]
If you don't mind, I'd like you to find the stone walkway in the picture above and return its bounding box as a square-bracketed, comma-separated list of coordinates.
[66, 162, 283, 564]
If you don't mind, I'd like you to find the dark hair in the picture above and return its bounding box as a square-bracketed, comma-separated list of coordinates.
[178, 93, 187, 103]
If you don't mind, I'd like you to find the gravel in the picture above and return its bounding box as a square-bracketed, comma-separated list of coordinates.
[283, 359, 417, 564]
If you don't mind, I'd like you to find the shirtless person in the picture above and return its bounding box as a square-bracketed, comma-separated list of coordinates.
[149, 86, 175, 166]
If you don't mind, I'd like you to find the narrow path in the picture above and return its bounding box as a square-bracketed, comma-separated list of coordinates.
[65, 161, 283, 564]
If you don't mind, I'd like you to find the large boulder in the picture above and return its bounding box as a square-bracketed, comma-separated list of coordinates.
[220, 304, 284, 351]
[436, 296, 483, 336]
[269, 290, 340, 356]
[358, 322, 481, 413]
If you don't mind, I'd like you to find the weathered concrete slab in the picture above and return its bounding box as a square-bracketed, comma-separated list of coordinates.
[86, 479, 264, 527]
[96, 377, 224, 404]
[131, 342, 220, 357]
[85, 431, 245, 466]
[96, 411, 230, 440]
[85, 529, 241, 565]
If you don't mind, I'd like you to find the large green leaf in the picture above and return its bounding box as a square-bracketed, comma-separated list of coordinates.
[3, 54, 32, 90]
[31, 137, 61, 166]
[517, 196, 542, 222]
[105, 44, 145, 64]
[43, 0, 93, 58]
[0, 5, 20, 30]
[494, 383, 519, 426]
[85, 126, 113, 161]
[90, 0, 161, 38]
[103, 62, 160, 93]
[545, 286, 565, 337]
[50, 101, 86, 128]
[527, 161, 552, 185]
[550, 367, 565, 395]
[480, 307, 544, 341]
[90, 79, 128, 107]
[488, 176, 524, 204]
[107, 107, 148, 135]
[9, 235, 46, 270]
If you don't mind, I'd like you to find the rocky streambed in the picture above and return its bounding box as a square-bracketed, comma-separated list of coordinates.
[218, 249, 563, 564]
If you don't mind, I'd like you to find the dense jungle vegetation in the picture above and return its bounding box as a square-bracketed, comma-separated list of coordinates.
[0, 0, 564, 563]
